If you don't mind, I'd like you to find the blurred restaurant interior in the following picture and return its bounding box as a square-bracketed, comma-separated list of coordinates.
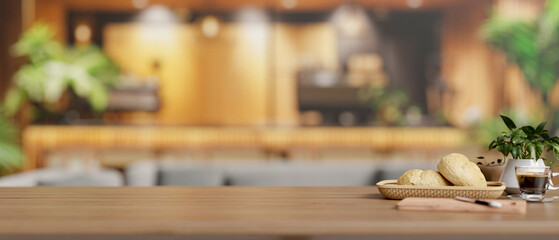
[0, 0, 557, 187]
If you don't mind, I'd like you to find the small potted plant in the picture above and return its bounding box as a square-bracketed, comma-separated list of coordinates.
[476, 156, 506, 182]
[488, 115, 559, 193]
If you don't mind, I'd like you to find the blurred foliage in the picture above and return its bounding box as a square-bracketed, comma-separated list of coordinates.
[482, 0, 559, 100]
[2, 23, 120, 119]
[0, 114, 22, 175]
[359, 85, 411, 125]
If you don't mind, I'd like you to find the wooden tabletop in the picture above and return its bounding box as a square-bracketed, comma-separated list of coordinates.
[1, 186, 559, 239]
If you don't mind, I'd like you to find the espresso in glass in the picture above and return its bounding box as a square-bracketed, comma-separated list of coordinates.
[515, 166, 559, 201]
[517, 172, 549, 195]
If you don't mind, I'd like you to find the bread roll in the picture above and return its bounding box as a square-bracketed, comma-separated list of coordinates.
[397, 169, 452, 186]
[437, 153, 487, 187]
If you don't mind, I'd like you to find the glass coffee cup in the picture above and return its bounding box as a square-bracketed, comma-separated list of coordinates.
[516, 166, 559, 201]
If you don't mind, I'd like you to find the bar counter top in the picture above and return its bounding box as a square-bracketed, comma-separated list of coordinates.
[0, 186, 558, 239]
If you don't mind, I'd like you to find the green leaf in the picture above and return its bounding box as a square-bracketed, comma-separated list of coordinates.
[497, 135, 507, 144]
[536, 142, 545, 159]
[526, 142, 537, 159]
[520, 126, 535, 135]
[503, 143, 513, 157]
[511, 146, 522, 159]
[500, 115, 517, 130]
[488, 140, 498, 150]
[1, 88, 27, 117]
[536, 122, 547, 133]
[554, 147, 559, 161]
[512, 136, 524, 144]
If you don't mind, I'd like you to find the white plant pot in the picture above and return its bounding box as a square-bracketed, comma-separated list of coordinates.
[501, 158, 545, 194]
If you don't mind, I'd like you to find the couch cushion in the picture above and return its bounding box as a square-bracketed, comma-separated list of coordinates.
[225, 162, 376, 186]
[157, 161, 224, 186]
[37, 169, 124, 186]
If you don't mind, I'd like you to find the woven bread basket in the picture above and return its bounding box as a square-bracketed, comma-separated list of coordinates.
[377, 180, 506, 200]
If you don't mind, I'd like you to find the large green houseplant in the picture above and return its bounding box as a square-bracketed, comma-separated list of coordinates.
[2, 23, 120, 122]
[482, 0, 559, 129]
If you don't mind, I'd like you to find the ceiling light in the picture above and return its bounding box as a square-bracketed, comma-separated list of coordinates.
[332, 3, 368, 37]
[201, 15, 220, 38]
[406, 0, 423, 9]
[136, 5, 177, 26]
[132, 0, 149, 9]
[74, 23, 92, 43]
[281, 0, 297, 9]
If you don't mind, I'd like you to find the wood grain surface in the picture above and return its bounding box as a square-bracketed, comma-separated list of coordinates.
[0, 186, 558, 237]
[397, 197, 526, 214]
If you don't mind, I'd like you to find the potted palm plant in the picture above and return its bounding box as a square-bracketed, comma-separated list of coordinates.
[2, 23, 120, 123]
[488, 115, 559, 193]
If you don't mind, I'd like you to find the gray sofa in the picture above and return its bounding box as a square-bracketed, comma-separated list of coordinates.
[125, 160, 437, 186]
[0, 160, 437, 187]
[0, 168, 124, 187]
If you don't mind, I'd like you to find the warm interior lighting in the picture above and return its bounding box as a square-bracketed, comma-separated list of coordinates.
[406, 0, 423, 9]
[136, 5, 177, 44]
[74, 23, 92, 44]
[201, 15, 220, 38]
[341, 14, 364, 37]
[132, 0, 149, 9]
[235, 6, 269, 23]
[137, 4, 177, 25]
[235, 7, 269, 46]
[281, 0, 298, 9]
[332, 3, 368, 37]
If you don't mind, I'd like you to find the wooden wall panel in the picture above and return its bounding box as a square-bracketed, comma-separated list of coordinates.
[196, 23, 269, 126]
[0, 0, 23, 99]
[102, 22, 337, 126]
[34, 0, 67, 42]
[441, 0, 552, 126]
[494, 0, 547, 117]
[441, 1, 494, 127]
[272, 23, 338, 126]
[104, 23, 271, 126]
[103, 24, 202, 125]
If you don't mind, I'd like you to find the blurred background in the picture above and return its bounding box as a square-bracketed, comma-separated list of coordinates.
[0, 0, 557, 186]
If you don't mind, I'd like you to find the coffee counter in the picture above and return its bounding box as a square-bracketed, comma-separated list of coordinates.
[0, 186, 558, 239]
[22, 126, 468, 169]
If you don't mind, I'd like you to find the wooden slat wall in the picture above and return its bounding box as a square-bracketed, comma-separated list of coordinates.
[34, 0, 67, 42]
[61, 0, 475, 12]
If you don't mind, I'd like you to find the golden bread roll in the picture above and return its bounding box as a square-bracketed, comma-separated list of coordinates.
[437, 153, 487, 187]
[397, 169, 452, 186]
